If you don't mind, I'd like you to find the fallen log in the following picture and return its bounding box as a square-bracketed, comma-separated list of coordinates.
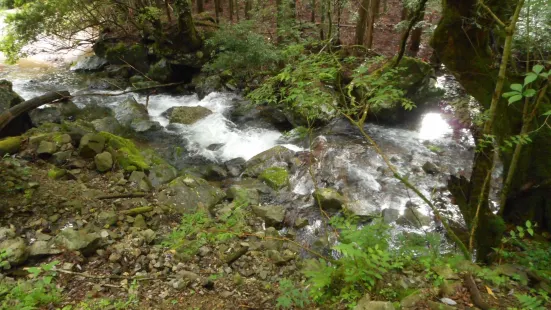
[0, 91, 70, 133]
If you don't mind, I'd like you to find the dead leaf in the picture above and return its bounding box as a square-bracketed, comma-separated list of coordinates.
[486, 286, 497, 299]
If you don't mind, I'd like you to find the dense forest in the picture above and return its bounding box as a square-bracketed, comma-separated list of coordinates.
[0, 0, 550, 309]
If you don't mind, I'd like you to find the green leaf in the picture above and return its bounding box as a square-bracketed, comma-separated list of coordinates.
[508, 94, 523, 104]
[510, 84, 523, 92]
[523, 89, 537, 97]
[543, 110, 551, 116]
[526, 220, 532, 228]
[502, 91, 519, 98]
[533, 64, 544, 74]
[524, 73, 538, 86]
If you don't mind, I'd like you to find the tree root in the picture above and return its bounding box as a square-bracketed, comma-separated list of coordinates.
[463, 273, 491, 310]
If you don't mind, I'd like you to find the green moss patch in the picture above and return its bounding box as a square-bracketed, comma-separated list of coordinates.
[99, 132, 149, 171]
[259, 167, 289, 190]
[0, 136, 22, 156]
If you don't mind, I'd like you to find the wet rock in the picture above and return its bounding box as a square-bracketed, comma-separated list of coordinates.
[167, 106, 213, 125]
[130, 119, 162, 133]
[204, 164, 228, 181]
[259, 167, 289, 190]
[226, 185, 260, 206]
[29, 107, 62, 126]
[193, 74, 223, 99]
[294, 217, 309, 228]
[252, 205, 286, 228]
[382, 208, 400, 224]
[0, 237, 28, 266]
[37, 140, 57, 157]
[114, 96, 149, 127]
[207, 143, 224, 151]
[224, 157, 246, 177]
[79, 133, 106, 158]
[244, 145, 296, 177]
[396, 203, 431, 228]
[54, 228, 101, 256]
[148, 163, 178, 188]
[0, 136, 22, 156]
[158, 174, 225, 213]
[313, 188, 346, 210]
[51, 151, 72, 165]
[92, 117, 124, 134]
[94, 151, 113, 172]
[422, 161, 439, 174]
[71, 55, 108, 72]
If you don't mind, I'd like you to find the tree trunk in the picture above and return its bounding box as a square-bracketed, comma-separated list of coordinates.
[214, 0, 221, 23]
[407, 9, 425, 57]
[197, 0, 204, 13]
[245, 0, 253, 19]
[229, 0, 233, 21]
[320, 0, 325, 39]
[432, 0, 551, 262]
[0, 91, 71, 134]
[355, 0, 369, 46]
[365, 0, 380, 49]
[311, 0, 316, 23]
[394, 0, 428, 67]
[174, 0, 202, 50]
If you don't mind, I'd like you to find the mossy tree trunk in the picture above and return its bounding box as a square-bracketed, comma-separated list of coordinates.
[174, 0, 202, 50]
[432, 0, 551, 262]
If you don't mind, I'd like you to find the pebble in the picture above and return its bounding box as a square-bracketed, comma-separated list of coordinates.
[440, 297, 457, 306]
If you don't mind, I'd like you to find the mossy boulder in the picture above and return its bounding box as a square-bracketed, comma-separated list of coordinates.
[0, 237, 28, 267]
[167, 106, 213, 125]
[95, 152, 113, 172]
[99, 132, 150, 171]
[226, 185, 260, 206]
[313, 188, 346, 210]
[100, 42, 149, 73]
[79, 133, 106, 158]
[0, 80, 32, 138]
[244, 145, 296, 177]
[148, 58, 173, 83]
[0, 136, 22, 156]
[259, 167, 289, 190]
[148, 163, 178, 188]
[158, 174, 226, 213]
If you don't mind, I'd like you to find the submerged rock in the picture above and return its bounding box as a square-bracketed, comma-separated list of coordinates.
[167, 106, 213, 125]
[313, 188, 346, 210]
[158, 174, 225, 213]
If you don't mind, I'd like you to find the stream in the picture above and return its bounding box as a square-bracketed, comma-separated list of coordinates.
[1, 15, 477, 250]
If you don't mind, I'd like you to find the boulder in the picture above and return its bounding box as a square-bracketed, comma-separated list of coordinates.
[71, 55, 108, 72]
[158, 174, 226, 213]
[29, 107, 62, 126]
[148, 163, 178, 188]
[0, 80, 32, 138]
[422, 161, 440, 174]
[148, 58, 172, 83]
[92, 117, 124, 134]
[99, 132, 149, 171]
[95, 151, 113, 172]
[226, 185, 260, 206]
[128, 171, 152, 192]
[29, 240, 62, 257]
[37, 140, 57, 157]
[51, 151, 72, 165]
[54, 228, 101, 256]
[192, 74, 224, 99]
[244, 145, 296, 177]
[224, 157, 246, 177]
[114, 96, 149, 127]
[259, 167, 289, 190]
[79, 133, 106, 158]
[130, 119, 162, 133]
[382, 208, 400, 224]
[204, 164, 228, 181]
[0, 136, 22, 156]
[313, 188, 346, 210]
[0, 237, 28, 266]
[252, 205, 286, 228]
[167, 106, 213, 125]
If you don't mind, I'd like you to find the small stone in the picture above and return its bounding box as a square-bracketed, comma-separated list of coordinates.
[51, 151, 72, 165]
[422, 161, 439, 174]
[109, 253, 122, 262]
[139, 229, 156, 244]
[47, 168, 66, 180]
[97, 210, 117, 227]
[94, 152, 113, 172]
[198, 246, 211, 257]
[37, 141, 57, 157]
[48, 214, 60, 223]
[294, 217, 309, 228]
[62, 262, 75, 271]
[100, 230, 110, 238]
[133, 214, 147, 229]
[440, 297, 457, 306]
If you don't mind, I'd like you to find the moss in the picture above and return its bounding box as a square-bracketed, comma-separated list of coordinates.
[99, 132, 150, 171]
[259, 167, 289, 190]
[47, 167, 66, 180]
[0, 136, 22, 156]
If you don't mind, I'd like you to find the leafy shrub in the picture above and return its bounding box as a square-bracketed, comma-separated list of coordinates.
[276, 278, 310, 309]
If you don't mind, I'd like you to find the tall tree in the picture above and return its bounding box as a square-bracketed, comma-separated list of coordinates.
[365, 0, 380, 48]
[355, 0, 370, 46]
[197, 0, 204, 13]
[407, 8, 425, 56]
[174, 0, 202, 50]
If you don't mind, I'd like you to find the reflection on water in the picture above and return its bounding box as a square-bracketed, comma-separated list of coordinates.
[418, 113, 452, 140]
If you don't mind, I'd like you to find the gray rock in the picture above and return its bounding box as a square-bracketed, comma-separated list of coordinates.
[97, 210, 117, 227]
[71, 55, 108, 72]
[92, 117, 124, 134]
[440, 298, 457, 306]
[29, 107, 62, 126]
[54, 228, 101, 256]
[252, 205, 286, 228]
[147, 58, 172, 83]
[244, 145, 296, 177]
[422, 161, 439, 174]
[0, 238, 28, 266]
[193, 74, 224, 99]
[0, 80, 31, 137]
[382, 208, 400, 223]
[51, 151, 72, 165]
[312, 188, 346, 211]
[37, 141, 57, 157]
[128, 171, 152, 192]
[148, 163, 178, 188]
[294, 217, 309, 228]
[114, 96, 149, 127]
[158, 174, 225, 213]
[224, 157, 246, 177]
[0, 227, 15, 242]
[167, 106, 213, 125]
[29, 240, 62, 257]
[204, 164, 228, 181]
[94, 152, 113, 172]
[226, 185, 260, 206]
[133, 214, 147, 229]
[79, 133, 106, 158]
[139, 229, 156, 244]
[130, 119, 162, 133]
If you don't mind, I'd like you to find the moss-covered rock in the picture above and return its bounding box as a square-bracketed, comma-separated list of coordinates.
[0, 136, 22, 156]
[101, 43, 149, 73]
[168, 106, 213, 125]
[252, 205, 286, 228]
[148, 58, 173, 83]
[48, 167, 67, 180]
[259, 167, 289, 190]
[226, 185, 260, 206]
[148, 163, 178, 188]
[79, 133, 106, 158]
[158, 174, 226, 213]
[99, 132, 150, 171]
[312, 188, 346, 210]
[95, 151, 113, 172]
[244, 145, 296, 177]
[37, 141, 57, 157]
